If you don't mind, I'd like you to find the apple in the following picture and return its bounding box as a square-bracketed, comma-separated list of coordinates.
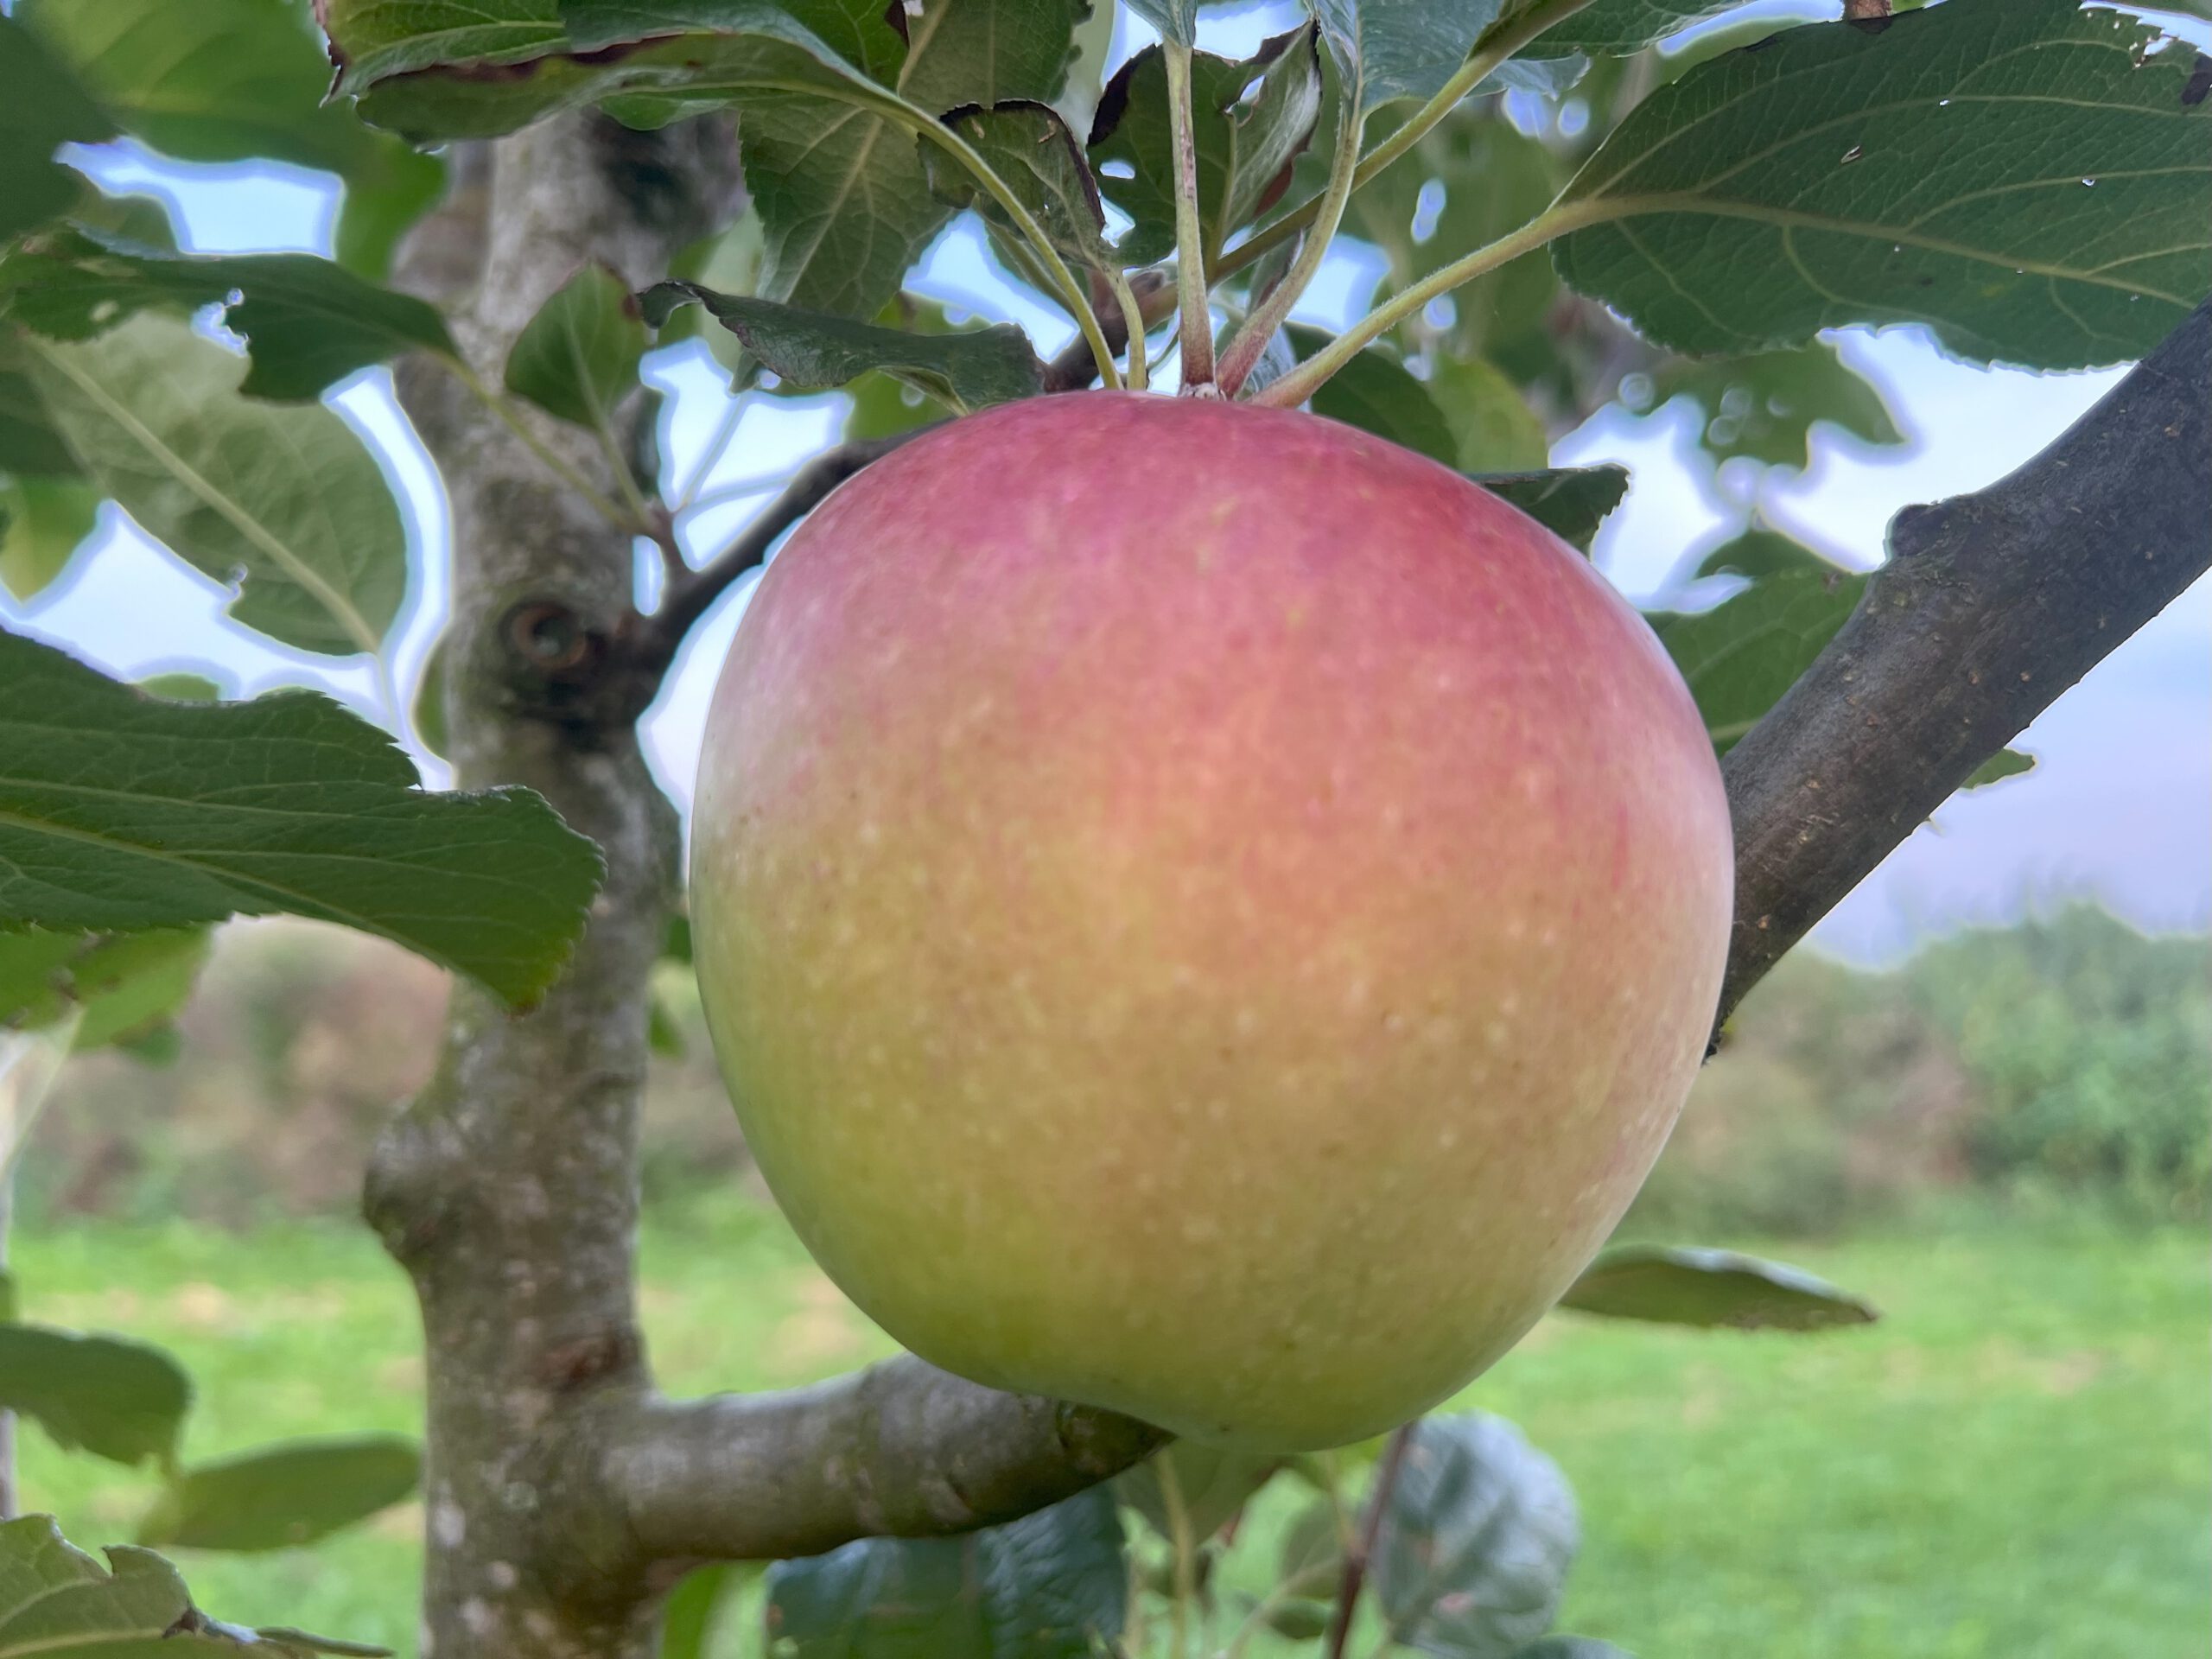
[691, 391, 1732, 1452]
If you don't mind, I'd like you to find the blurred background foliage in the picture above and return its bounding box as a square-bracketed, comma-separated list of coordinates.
[17, 906, 2204, 1237]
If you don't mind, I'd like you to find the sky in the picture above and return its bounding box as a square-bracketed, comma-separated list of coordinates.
[6, 0, 2207, 968]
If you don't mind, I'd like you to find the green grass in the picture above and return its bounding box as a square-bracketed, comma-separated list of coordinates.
[13, 1205, 2207, 1658]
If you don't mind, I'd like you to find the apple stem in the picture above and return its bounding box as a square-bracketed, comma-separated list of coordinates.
[1163, 42, 1219, 395]
[1323, 1421, 1416, 1659]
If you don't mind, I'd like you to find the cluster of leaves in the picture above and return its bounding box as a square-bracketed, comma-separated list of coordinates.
[0, 1513, 391, 1657]
[704, 1244, 1871, 1657]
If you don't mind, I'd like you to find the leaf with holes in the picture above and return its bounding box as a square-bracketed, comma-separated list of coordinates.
[0, 630, 604, 1007]
[17, 315, 406, 655]
[0, 1325, 192, 1469]
[1559, 1245, 1878, 1331]
[504, 263, 648, 429]
[643, 282, 1043, 411]
[0, 16, 115, 245]
[1472, 466, 1629, 553]
[1090, 28, 1324, 266]
[137, 1436, 423, 1553]
[3, 238, 459, 401]
[765, 1485, 1126, 1659]
[1371, 1414, 1581, 1659]
[18, 0, 443, 279]
[1552, 0, 2212, 369]
[925, 101, 1116, 268]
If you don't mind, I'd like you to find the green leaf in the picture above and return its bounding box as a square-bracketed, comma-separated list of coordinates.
[0, 1521, 199, 1656]
[0, 353, 82, 479]
[1515, 1641, 1636, 1659]
[1649, 539, 1865, 753]
[1471, 465, 1629, 553]
[3, 240, 459, 401]
[925, 101, 1116, 268]
[1962, 748, 2035, 790]
[321, 0, 567, 89]
[1370, 1414, 1580, 1659]
[18, 0, 445, 282]
[1427, 352, 1548, 471]
[1116, 1446, 1280, 1545]
[1552, 0, 2212, 370]
[0, 926, 213, 1052]
[1535, 0, 1750, 54]
[1286, 322, 1456, 466]
[0, 474, 98, 600]
[349, 2, 1084, 326]
[0, 1516, 388, 1656]
[765, 1485, 1126, 1659]
[0, 16, 116, 245]
[18, 315, 407, 655]
[1630, 342, 1903, 472]
[1125, 0, 1198, 48]
[643, 282, 1043, 411]
[0, 1325, 191, 1469]
[137, 1435, 423, 1553]
[1314, 0, 1582, 112]
[1090, 29, 1324, 266]
[1267, 1599, 1334, 1640]
[504, 263, 649, 429]
[0, 630, 605, 1008]
[658, 1562, 758, 1659]
[1558, 1244, 1878, 1331]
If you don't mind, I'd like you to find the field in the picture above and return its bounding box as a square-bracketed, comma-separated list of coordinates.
[16, 1203, 2207, 1658]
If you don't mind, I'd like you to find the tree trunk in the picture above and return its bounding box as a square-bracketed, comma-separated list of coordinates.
[366, 115, 734, 1659]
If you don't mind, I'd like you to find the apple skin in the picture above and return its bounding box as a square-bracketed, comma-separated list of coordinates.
[691, 391, 1732, 1452]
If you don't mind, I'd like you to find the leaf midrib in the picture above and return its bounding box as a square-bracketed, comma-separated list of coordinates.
[21, 338, 384, 657]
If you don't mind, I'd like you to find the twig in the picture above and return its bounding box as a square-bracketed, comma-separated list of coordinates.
[1323, 1425, 1414, 1659]
[633, 425, 934, 672]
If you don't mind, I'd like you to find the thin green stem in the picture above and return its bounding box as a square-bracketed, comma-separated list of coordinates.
[1215, 0, 1603, 286]
[1163, 43, 1217, 393]
[593, 407, 660, 532]
[450, 359, 647, 534]
[1249, 200, 1602, 409]
[1218, 58, 1365, 398]
[1109, 268, 1150, 392]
